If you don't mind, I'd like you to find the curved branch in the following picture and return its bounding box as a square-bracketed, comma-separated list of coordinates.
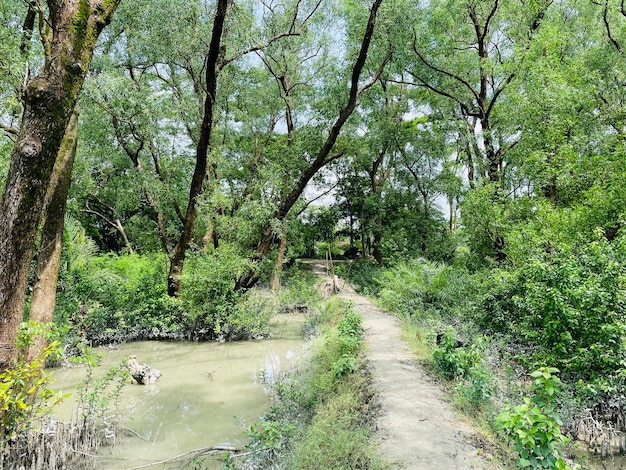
[220, 31, 301, 69]
[411, 36, 480, 105]
[604, 0, 622, 52]
[483, 0, 500, 43]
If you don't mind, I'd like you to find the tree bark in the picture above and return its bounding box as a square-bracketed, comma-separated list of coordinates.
[270, 232, 287, 291]
[0, 0, 121, 371]
[167, 0, 233, 297]
[26, 113, 78, 363]
[235, 0, 388, 290]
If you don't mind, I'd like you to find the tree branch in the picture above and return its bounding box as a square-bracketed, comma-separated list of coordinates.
[296, 181, 339, 217]
[220, 31, 301, 69]
[411, 36, 481, 105]
[0, 122, 19, 139]
[38, 0, 52, 62]
[604, 0, 622, 52]
[357, 45, 393, 95]
[403, 72, 479, 118]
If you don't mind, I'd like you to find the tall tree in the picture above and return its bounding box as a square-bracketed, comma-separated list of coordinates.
[235, 0, 390, 289]
[167, 0, 234, 296]
[404, 0, 552, 186]
[26, 112, 78, 362]
[0, 0, 121, 370]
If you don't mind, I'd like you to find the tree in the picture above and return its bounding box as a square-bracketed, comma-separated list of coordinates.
[390, 0, 554, 261]
[167, 0, 234, 296]
[235, 0, 391, 289]
[26, 112, 79, 362]
[0, 0, 121, 370]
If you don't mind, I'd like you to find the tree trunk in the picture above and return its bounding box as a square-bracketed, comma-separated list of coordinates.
[167, 0, 233, 297]
[26, 113, 78, 363]
[0, 0, 121, 370]
[270, 233, 287, 291]
[420, 189, 429, 253]
[372, 229, 383, 264]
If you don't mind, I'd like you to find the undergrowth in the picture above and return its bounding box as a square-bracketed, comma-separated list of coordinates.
[339, 258, 592, 469]
[0, 323, 128, 469]
[230, 298, 385, 470]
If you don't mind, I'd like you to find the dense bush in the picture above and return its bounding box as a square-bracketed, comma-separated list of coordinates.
[333, 258, 381, 295]
[480, 238, 626, 383]
[375, 258, 476, 323]
[180, 246, 272, 340]
[55, 247, 272, 343]
[56, 252, 186, 342]
[433, 327, 494, 408]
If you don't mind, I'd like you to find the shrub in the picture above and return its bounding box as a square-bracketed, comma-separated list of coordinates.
[55, 246, 274, 342]
[242, 300, 382, 469]
[433, 327, 494, 408]
[334, 258, 381, 295]
[181, 246, 271, 340]
[277, 267, 320, 312]
[376, 259, 473, 321]
[512, 239, 626, 381]
[497, 367, 573, 469]
[0, 323, 67, 442]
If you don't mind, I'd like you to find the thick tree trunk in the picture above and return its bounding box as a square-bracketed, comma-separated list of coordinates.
[0, 0, 120, 370]
[167, 0, 232, 297]
[26, 113, 78, 362]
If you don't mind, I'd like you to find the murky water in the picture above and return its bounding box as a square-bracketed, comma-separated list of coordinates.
[587, 453, 626, 469]
[49, 315, 305, 469]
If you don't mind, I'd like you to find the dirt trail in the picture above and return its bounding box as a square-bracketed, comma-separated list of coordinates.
[306, 260, 495, 469]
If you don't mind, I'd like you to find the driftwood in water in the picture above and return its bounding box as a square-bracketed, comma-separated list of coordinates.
[126, 445, 240, 470]
[127, 355, 161, 384]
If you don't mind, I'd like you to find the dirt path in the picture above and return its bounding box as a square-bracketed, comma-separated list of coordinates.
[306, 260, 496, 469]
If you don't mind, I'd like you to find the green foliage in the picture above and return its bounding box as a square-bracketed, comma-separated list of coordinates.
[56, 252, 186, 342]
[334, 258, 382, 296]
[181, 246, 272, 340]
[433, 327, 494, 407]
[497, 368, 573, 469]
[55, 244, 273, 342]
[458, 184, 508, 265]
[376, 258, 472, 321]
[277, 267, 320, 312]
[243, 300, 381, 469]
[72, 352, 129, 420]
[332, 308, 364, 377]
[0, 325, 67, 442]
[275, 302, 367, 414]
[490, 239, 626, 382]
[245, 419, 293, 453]
[287, 391, 381, 470]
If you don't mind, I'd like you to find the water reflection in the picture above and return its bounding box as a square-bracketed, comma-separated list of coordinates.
[50, 316, 304, 469]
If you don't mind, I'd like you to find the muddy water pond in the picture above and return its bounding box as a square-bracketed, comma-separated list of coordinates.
[50, 315, 305, 469]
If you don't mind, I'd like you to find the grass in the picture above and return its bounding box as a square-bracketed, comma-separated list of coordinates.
[233, 297, 386, 470]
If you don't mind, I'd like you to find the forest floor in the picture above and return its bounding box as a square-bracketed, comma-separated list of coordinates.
[303, 260, 501, 469]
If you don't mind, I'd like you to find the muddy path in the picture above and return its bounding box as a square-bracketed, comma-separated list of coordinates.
[304, 260, 498, 469]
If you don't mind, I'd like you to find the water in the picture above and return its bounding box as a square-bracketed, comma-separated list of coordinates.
[49, 315, 305, 469]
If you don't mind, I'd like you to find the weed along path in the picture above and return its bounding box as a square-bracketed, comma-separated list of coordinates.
[304, 260, 495, 469]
